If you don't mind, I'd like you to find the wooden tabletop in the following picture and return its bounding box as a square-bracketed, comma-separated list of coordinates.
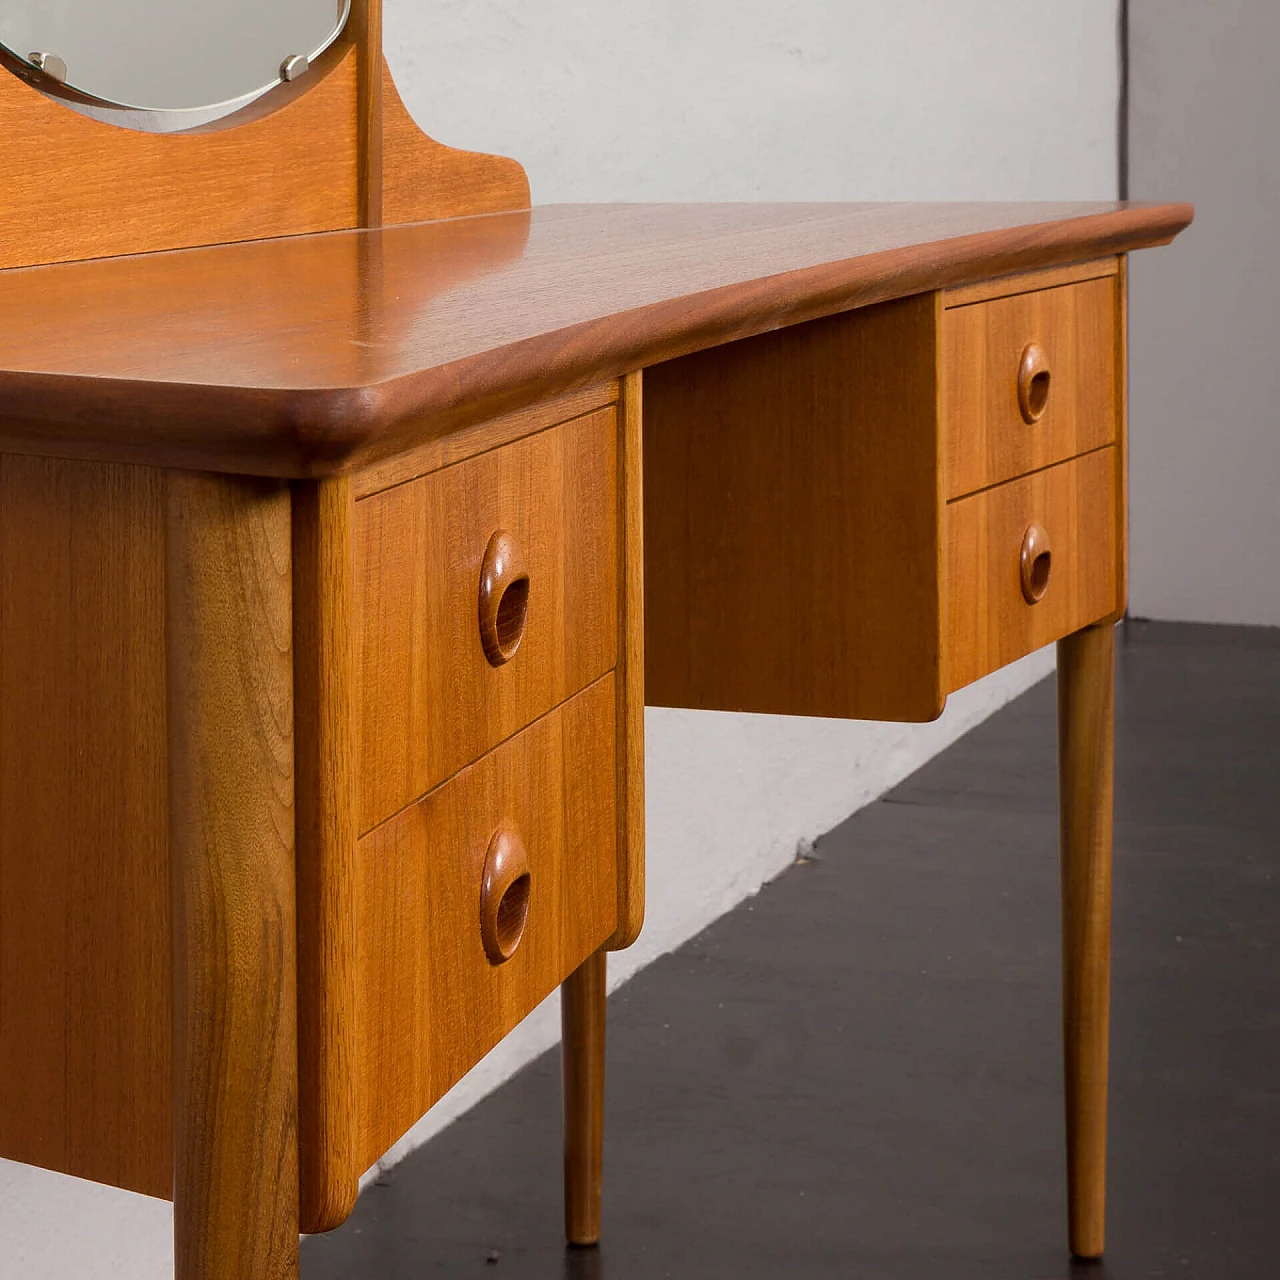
[0, 201, 1192, 477]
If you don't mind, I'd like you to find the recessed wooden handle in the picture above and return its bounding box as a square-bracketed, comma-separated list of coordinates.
[1020, 522, 1053, 604]
[1018, 342, 1052, 423]
[479, 827, 531, 966]
[478, 530, 529, 667]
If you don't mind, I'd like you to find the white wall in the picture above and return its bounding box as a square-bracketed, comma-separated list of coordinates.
[0, 3, 1120, 1275]
[1127, 1, 1280, 626]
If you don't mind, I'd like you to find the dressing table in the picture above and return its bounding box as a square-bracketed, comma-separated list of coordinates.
[0, 4, 1191, 1276]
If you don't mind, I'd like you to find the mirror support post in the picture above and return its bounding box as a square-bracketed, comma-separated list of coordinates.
[351, 0, 383, 227]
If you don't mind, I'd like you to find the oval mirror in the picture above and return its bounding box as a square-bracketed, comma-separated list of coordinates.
[0, 1, 349, 119]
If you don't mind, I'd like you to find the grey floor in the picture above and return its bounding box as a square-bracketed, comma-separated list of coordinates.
[304, 620, 1280, 1279]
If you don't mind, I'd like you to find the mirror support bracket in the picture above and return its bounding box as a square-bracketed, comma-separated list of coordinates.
[0, 0, 529, 272]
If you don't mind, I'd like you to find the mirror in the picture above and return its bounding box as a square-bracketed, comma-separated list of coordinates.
[0, 1, 349, 119]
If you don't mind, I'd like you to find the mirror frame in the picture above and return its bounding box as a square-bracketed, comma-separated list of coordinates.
[0, 2, 351, 131]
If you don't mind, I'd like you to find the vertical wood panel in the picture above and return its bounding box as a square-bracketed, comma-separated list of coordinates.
[351, 0, 384, 227]
[1110, 255, 1130, 622]
[166, 473, 298, 1280]
[643, 295, 945, 723]
[380, 61, 531, 224]
[293, 478, 361, 1233]
[0, 456, 171, 1198]
[608, 371, 646, 950]
[0, 46, 360, 271]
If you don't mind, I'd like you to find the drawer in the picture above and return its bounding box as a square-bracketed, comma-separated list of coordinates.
[946, 447, 1120, 692]
[354, 674, 618, 1168]
[942, 271, 1118, 499]
[355, 407, 618, 830]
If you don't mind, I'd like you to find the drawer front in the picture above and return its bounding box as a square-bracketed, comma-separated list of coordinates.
[946, 447, 1119, 692]
[355, 674, 617, 1168]
[943, 272, 1117, 499]
[355, 407, 618, 831]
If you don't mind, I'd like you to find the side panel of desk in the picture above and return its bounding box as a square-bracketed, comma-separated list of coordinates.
[0, 455, 172, 1198]
[643, 293, 947, 723]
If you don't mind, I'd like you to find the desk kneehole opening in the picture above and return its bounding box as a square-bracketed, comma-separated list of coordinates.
[480, 827, 532, 965]
[1018, 342, 1051, 424]
[1020, 522, 1053, 604]
[479, 530, 530, 667]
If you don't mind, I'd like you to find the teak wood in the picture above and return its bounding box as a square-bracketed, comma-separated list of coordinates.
[293, 478, 361, 1233]
[0, 45, 528, 273]
[0, 203, 1189, 476]
[941, 258, 1119, 308]
[354, 407, 618, 830]
[609, 372, 647, 951]
[943, 273, 1118, 498]
[562, 949, 608, 1245]
[0, 26, 1190, 1271]
[644, 292, 946, 722]
[0, 457, 171, 1198]
[1058, 624, 1117, 1258]
[165, 473, 298, 1280]
[355, 675, 618, 1169]
[945, 447, 1121, 691]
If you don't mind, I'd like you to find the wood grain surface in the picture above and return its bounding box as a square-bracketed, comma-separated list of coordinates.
[1057, 623, 1116, 1259]
[355, 675, 617, 1169]
[946, 448, 1119, 693]
[0, 202, 1191, 477]
[562, 950, 608, 1245]
[355, 407, 617, 830]
[381, 59, 531, 226]
[943, 273, 1118, 498]
[644, 293, 946, 723]
[293, 478, 361, 1233]
[1109, 256, 1131, 625]
[0, 21, 528, 273]
[942, 258, 1118, 308]
[608, 373, 646, 949]
[352, 381, 617, 499]
[165, 473, 298, 1280]
[353, 1, 384, 228]
[0, 42, 360, 272]
[0, 456, 171, 1197]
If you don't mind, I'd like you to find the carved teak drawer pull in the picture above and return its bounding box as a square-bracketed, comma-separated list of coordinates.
[1020, 523, 1053, 604]
[480, 827, 532, 965]
[1018, 342, 1052, 424]
[478, 530, 530, 667]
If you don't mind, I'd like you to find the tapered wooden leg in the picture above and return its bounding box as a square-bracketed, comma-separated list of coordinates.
[1057, 623, 1115, 1260]
[166, 472, 299, 1280]
[562, 948, 607, 1246]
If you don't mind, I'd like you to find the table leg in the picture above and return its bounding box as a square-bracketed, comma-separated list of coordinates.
[1057, 622, 1115, 1259]
[562, 948, 607, 1246]
[166, 472, 299, 1280]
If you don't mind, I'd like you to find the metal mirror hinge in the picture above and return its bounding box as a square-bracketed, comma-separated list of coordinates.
[28, 52, 68, 83]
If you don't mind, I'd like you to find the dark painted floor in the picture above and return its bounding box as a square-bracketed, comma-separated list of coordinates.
[304, 621, 1280, 1279]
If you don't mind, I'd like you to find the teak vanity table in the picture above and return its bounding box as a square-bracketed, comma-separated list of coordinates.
[0, 5, 1191, 1276]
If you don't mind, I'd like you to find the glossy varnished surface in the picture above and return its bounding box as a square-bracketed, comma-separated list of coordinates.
[946, 448, 1120, 693]
[644, 293, 946, 723]
[354, 406, 617, 830]
[0, 457, 171, 1198]
[942, 272, 1118, 498]
[355, 676, 617, 1170]
[0, 201, 1189, 476]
